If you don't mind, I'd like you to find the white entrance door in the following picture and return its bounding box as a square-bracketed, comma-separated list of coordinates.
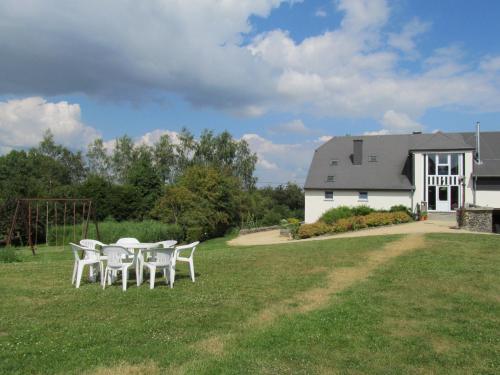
[436, 186, 450, 211]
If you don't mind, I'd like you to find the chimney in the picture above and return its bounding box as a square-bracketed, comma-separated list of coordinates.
[353, 139, 363, 165]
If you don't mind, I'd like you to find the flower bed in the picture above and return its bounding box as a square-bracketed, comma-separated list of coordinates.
[297, 211, 412, 239]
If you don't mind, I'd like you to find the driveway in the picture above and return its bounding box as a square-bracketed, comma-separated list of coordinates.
[227, 219, 485, 246]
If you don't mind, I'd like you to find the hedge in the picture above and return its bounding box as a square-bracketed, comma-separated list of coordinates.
[297, 211, 412, 239]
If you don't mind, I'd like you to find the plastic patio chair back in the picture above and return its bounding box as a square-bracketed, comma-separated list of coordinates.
[103, 246, 132, 268]
[70, 243, 83, 262]
[71, 242, 99, 261]
[80, 239, 107, 250]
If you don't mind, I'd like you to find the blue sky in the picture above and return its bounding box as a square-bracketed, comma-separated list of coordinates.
[1, 0, 499, 185]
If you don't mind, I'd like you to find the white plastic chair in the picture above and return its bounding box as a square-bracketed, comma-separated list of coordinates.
[80, 239, 108, 280]
[171, 241, 199, 288]
[70, 243, 102, 288]
[155, 240, 177, 248]
[102, 246, 137, 291]
[116, 237, 141, 282]
[80, 239, 107, 249]
[142, 248, 174, 289]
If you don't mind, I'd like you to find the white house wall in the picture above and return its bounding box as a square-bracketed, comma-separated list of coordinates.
[464, 151, 474, 204]
[304, 190, 412, 223]
[413, 152, 425, 208]
[475, 190, 500, 207]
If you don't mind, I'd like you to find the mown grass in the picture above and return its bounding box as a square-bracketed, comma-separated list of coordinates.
[0, 233, 498, 374]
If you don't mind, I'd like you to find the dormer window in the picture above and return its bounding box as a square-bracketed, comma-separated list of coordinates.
[326, 175, 335, 183]
[368, 155, 377, 162]
[330, 159, 339, 166]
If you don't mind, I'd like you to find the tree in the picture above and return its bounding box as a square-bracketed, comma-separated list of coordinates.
[111, 135, 135, 183]
[126, 145, 162, 218]
[153, 134, 176, 184]
[87, 138, 111, 179]
[152, 165, 243, 240]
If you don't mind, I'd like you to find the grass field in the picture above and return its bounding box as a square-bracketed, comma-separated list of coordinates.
[0, 233, 498, 374]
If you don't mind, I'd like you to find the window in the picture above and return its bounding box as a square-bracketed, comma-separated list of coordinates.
[325, 191, 333, 200]
[438, 165, 449, 175]
[330, 159, 339, 166]
[326, 175, 335, 182]
[451, 154, 459, 175]
[368, 155, 377, 162]
[358, 191, 368, 201]
[437, 154, 450, 176]
[428, 154, 436, 175]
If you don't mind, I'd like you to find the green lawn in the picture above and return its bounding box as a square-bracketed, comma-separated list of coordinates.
[0, 234, 498, 374]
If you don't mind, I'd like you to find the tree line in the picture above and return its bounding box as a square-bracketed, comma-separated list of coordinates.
[0, 129, 304, 241]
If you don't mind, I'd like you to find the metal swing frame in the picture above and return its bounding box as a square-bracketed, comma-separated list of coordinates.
[5, 198, 100, 255]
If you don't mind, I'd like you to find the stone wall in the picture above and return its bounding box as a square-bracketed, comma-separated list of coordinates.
[460, 208, 493, 233]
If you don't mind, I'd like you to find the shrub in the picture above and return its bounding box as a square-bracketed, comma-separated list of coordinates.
[390, 205, 412, 216]
[297, 222, 332, 239]
[351, 205, 374, 216]
[0, 248, 21, 263]
[299, 211, 412, 239]
[320, 206, 353, 224]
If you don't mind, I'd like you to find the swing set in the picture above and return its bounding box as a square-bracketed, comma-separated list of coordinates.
[5, 198, 100, 255]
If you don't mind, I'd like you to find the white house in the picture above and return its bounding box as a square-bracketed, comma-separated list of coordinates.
[304, 130, 500, 223]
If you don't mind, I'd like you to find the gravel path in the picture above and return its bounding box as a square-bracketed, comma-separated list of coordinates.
[228, 219, 484, 247]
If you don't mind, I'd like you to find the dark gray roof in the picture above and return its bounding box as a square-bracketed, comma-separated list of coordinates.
[410, 132, 474, 151]
[304, 131, 500, 190]
[461, 132, 500, 177]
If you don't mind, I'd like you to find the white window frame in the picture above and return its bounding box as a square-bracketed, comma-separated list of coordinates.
[358, 191, 368, 202]
[324, 191, 334, 201]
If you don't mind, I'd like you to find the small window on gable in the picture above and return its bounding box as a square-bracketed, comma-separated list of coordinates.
[358, 191, 368, 201]
[325, 191, 333, 200]
[368, 155, 377, 162]
[326, 175, 335, 183]
[330, 159, 339, 166]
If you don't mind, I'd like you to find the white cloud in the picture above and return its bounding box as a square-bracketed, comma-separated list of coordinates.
[269, 119, 311, 134]
[135, 129, 180, 147]
[363, 129, 390, 136]
[0, 97, 100, 151]
[316, 135, 333, 143]
[0, 0, 499, 140]
[480, 56, 500, 72]
[381, 110, 423, 132]
[242, 133, 316, 184]
[388, 18, 430, 55]
[315, 9, 327, 17]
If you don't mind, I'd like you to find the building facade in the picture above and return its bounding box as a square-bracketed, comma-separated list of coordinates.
[304, 131, 500, 223]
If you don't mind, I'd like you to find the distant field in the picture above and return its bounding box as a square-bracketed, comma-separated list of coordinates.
[0, 233, 498, 374]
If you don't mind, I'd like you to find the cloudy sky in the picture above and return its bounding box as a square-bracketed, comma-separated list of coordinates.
[1, 0, 500, 185]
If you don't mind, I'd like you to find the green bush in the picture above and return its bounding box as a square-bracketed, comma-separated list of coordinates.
[0, 248, 21, 263]
[351, 205, 375, 216]
[47, 220, 184, 245]
[390, 205, 412, 216]
[320, 206, 353, 224]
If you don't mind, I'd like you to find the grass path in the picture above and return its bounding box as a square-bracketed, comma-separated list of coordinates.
[171, 234, 427, 373]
